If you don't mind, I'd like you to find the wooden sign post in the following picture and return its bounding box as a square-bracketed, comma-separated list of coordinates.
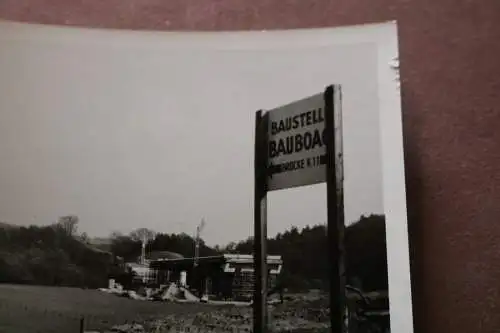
[253, 85, 345, 333]
[324, 85, 346, 333]
[253, 109, 269, 333]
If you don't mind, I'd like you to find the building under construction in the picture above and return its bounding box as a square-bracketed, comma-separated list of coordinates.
[149, 254, 283, 301]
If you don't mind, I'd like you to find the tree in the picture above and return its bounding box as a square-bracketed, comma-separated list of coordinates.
[129, 228, 156, 243]
[226, 214, 388, 292]
[57, 215, 79, 236]
[80, 232, 89, 243]
[224, 242, 238, 252]
[110, 236, 141, 262]
[110, 231, 123, 239]
[0, 224, 119, 288]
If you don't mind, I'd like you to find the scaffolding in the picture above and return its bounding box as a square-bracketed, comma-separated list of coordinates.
[232, 269, 255, 300]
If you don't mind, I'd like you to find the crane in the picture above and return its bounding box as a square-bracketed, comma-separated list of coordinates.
[194, 218, 206, 267]
[141, 234, 147, 265]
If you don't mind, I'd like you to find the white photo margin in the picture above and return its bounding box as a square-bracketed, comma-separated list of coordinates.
[0, 20, 414, 333]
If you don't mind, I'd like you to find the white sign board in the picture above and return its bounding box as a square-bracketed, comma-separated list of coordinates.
[266, 86, 343, 192]
[266, 93, 324, 191]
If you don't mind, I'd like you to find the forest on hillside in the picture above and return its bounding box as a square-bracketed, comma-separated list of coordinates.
[221, 214, 388, 291]
[0, 214, 388, 292]
[0, 218, 122, 288]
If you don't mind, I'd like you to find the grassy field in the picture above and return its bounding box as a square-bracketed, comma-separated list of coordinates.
[0, 284, 356, 333]
[0, 284, 211, 333]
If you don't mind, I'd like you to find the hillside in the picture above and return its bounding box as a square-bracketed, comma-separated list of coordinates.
[226, 214, 388, 292]
[0, 224, 121, 288]
[0, 221, 19, 229]
[107, 214, 389, 292]
[88, 237, 114, 252]
[0, 215, 388, 292]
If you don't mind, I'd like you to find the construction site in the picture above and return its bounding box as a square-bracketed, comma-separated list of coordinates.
[102, 219, 283, 304]
[101, 253, 283, 304]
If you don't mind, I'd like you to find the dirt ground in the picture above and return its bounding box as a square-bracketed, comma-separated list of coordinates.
[0, 284, 330, 333]
[0, 284, 210, 333]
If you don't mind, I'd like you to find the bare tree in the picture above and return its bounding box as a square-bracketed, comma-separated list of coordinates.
[110, 231, 124, 240]
[80, 232, 90, 243]
[224, 242, 237, 252]
[57, 215, 79, 236]
[129, 228, 156, 264]
[129, 228, 156, 243]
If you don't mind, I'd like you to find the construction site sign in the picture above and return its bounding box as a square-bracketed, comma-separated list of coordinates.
[266, 92, 332, 191]
[254, 85, 345, 333]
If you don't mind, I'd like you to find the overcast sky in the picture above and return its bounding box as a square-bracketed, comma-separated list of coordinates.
[0, 23, 384, 246]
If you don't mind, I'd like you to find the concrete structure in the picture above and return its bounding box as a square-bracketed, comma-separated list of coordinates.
[125, 262, 157, 285]
[150, 254, 283, 301]
[125, 251, 185, 285]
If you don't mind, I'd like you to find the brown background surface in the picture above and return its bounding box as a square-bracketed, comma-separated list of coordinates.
[1, 1, 500, 333]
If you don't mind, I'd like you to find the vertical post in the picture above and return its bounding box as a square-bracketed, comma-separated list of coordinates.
[141, 235, 146, 265]
[253, 110, 269, 333]
[79, 316, 85, 333]
[324, 85, 346, 333]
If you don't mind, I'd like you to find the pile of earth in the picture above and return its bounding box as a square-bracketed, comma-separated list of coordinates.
[87, 296, 330, 333]
[150, 303, 329, 333]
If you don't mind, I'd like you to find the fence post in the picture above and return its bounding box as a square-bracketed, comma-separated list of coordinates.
[79, 316, 85, 333]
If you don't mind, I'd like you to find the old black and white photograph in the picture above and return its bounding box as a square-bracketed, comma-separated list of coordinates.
[0, 21, 413, 333]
